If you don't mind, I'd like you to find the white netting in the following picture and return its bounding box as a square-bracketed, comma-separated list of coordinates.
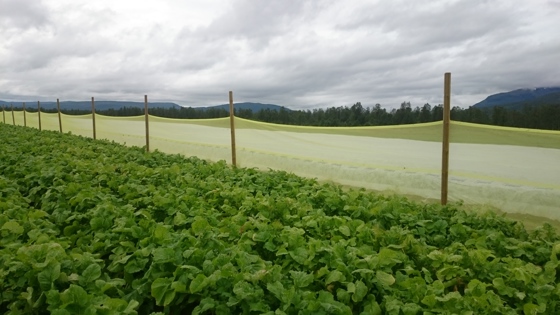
[5, 110, 560, 220]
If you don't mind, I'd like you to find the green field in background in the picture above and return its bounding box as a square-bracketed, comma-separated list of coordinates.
[161, 116, 560, 149]
[4, 113, 560, 229]
[5, 112, 560, 149]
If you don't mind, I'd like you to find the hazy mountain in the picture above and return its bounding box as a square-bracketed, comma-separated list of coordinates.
[0, 100, 180, 111]
[0, 100, 288, 112]
[473, 87, 560, 109]
[198, 102, 290, 112]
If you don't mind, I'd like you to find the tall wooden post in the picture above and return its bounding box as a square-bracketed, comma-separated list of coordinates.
[57, 99, 63, 133]
[144, 95, 150, 152]
[91, 97, 97, 140]
[22, 102, 27, 127]
[229, 91, 237, 167]
[2, 105, 5, 124]
[11, 104, 15, 125]
[37, 101, 42, 131]
[441, 72, 451, 205]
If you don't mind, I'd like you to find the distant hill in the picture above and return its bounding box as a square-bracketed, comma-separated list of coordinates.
[0, 100, 288, 112]
[198, 102, 289, 112]
[473, 87, 560, 109]
[0, 100, 180, 111]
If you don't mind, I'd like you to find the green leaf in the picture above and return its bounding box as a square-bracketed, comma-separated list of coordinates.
[125, 257, 149, 274]
[290, 270, 314, 288]
[402, 303, 422, 315]
[80, 263, 101, 285]
[190, 274, 209, 293]
[376, 271, 395, 286]
[523, 303, 539, 315]
[192, 217, 209, 235]
[46, 289, 62, 309]
[171, 281, 188, 293]
[436, 291, 461, 302]
[352, 280, 368, 302]
[326, 270, 345, 284]
[2, 221, 24, 235]
[347, 282, 356, 293]
[38, 263, 61, 291]
[233, 281, 257, 300]
[360, 299, 382, 315]
[151, 277, 175, 306]
[152, 247, 176, 264]
[193, 297, 217, 315]
[173, 212, 188, 226]
[465, 279, 487, 296]
[153, 224, 170, 242]
[512, 267, 533, 285]
[288, 247, 308, 264]
[421, 294, 437, 308]
[337, 288, 351, 304]
[100, 298, 128, 310]
[317, 291, 352, 314]
[385, 296, 402, 315]
[338, 225, 351, 237]
[266, 281, 284, 300]
[276, 247, 288, 256]
[377, 248, 402, 267]
[60, 284, 90, 308]
[123, 300, 140, 314]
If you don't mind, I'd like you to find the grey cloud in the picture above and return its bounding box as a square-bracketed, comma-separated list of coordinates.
[0, 0, 50, 30]
[1, 0, 559, 110]
[196, 0, 314, 44]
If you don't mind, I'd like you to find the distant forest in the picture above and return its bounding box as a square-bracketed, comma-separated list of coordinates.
[12, 101, 560, 130]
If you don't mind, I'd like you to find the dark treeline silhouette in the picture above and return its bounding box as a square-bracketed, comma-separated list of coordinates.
[236, 102, 560, 130]
[7, 101, 560, 130]
[32, 106, 231, 119]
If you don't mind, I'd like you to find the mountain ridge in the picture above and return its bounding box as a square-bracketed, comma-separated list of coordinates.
[473, 87, 560, 109]
[0, 100, 288, 112]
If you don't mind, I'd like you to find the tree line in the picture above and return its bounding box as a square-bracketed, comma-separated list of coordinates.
[7, 101, 560, 130]
[241, 102, 560, 130]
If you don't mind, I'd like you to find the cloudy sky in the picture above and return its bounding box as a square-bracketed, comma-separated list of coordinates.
[1, 0, 559, 109]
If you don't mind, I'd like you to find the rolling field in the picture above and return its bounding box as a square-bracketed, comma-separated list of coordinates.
[6, 111, 560, 148]
[3, 111, 560, 222]
[152, 117, 560, 150]
[1, 123, 560, 314]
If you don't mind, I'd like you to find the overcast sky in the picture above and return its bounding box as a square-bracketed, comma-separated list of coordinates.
[1, 0, 559, 109]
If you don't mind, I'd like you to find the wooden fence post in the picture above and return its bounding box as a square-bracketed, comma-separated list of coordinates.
[37, 101, 42, 131]
[2, 105, 5, 124]
[91, 97, 96, 140]
[22, 102, 27, 127]
[11, 104, 15, 125]
[229, 91, 237, 167]
[144, 95, 150, 152]
[441, 72, 451, 205]
[57, 99, 63, 133]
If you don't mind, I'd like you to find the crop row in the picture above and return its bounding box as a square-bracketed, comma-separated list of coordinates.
[1, 123, 560, 314]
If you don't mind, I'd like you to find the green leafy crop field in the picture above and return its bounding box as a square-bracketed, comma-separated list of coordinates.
[1, 123, 560, 314]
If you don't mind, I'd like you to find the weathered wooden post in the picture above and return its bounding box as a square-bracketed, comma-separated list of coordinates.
[229, 91, 237, 167]
[37, 101, 42, 131]
[22, 102, 27, 127]
[91, 97, 97, 140]
[144, 95, 150, 152]
[57, 99, 63, 133]
[441, 72, 451, 205]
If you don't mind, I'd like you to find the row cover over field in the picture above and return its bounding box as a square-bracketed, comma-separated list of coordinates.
[4, 111, 560, 220]
[1, 124, 560, 314]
